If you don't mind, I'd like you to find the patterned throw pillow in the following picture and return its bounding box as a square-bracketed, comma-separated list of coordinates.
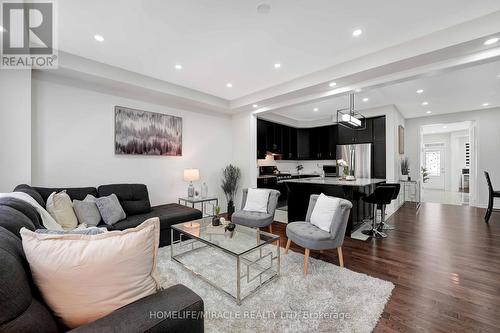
[94, 194, 126, 225]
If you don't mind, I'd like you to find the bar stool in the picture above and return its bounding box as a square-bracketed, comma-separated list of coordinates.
[376, 183, 401, 230]
[362, 186, 396, 238]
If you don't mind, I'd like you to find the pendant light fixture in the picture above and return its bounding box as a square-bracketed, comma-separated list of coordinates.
[336, 93, 366, 129]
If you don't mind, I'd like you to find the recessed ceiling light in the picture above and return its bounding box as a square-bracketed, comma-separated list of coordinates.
[94, 34, 104, 42]
[422, 102, 429, 106]
[482, 103, 489, 107]
[313, 108, 319, 112]
[352, 29, 362, 37]
[329, 82, 337, 87]
[253, 104, 258, 108]
[484, 37, 499, 45]
[426, 110, 432, 114]
[175, 64, 182, 70]
[416, 89, 424, 94]
[257, 3, 271, 14]
[0, 26, 5, 32]
[226, 83, 233, 88]
[497, 74, 500, 78]
[274, 63, 281, 69]
[362, 97, 369, 102]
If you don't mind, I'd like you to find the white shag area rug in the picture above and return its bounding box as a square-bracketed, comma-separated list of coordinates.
[157, 245, 394, 333]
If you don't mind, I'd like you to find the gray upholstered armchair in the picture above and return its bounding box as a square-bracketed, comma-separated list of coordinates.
[285, 194, 352, 275]
[231, 188, 280, 233]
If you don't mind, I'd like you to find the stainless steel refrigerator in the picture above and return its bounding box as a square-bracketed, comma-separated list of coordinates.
[337, 143, 372, 179]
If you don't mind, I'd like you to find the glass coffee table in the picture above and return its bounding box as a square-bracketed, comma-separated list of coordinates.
[170, 218, 280, 305]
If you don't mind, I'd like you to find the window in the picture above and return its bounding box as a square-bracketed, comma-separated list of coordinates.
[425, 151, 441, 176]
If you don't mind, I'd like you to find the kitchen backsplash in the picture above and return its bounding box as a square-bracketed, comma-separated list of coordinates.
[274, 160, 336, 174]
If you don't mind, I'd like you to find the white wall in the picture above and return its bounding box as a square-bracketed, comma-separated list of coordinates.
[231, 111, 258, 208]
[0, 70, 32, 192]
[31, 75, 233, 207]
[406, 108, 500, 208]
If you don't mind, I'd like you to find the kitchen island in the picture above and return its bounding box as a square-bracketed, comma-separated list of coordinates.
[282, 177, 386, 236]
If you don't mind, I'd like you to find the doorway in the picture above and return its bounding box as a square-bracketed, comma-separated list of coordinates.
[419, 121, 475, 206]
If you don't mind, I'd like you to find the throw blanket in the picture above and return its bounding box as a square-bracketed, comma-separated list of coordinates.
[0, 192, 63, 231]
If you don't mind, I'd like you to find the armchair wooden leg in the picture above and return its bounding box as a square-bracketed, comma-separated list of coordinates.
[269, 224, 273, 234]
[285, 239, 291, 254]
[337, 247, 344, 267]
[304, 248, 310, 275]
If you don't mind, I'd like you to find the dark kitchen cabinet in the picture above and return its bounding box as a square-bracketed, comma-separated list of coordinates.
[356, 118, 373, 143]
[338, 118, 373, 144]
[338, 124, 355, 144]
[373, 142, 386, 178]
[372, 116, 386, 143]
[296, 128, 310, 160]
[257, 119, 267, 159]
[257, 116, 383, 162]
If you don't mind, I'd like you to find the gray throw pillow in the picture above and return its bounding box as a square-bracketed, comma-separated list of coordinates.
[73, 196, 102, 226]
[95, 193, 126, 225]
[35, 227, 105, 235]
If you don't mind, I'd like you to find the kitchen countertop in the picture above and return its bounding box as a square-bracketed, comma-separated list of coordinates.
[257, 173, 321, 179]
[281, 177, 386, 186]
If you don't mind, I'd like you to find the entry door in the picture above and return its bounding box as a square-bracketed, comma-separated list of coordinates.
[424, 144, 446, 189]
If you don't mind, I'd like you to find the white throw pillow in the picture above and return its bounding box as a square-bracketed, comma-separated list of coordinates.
[310, 193, 341, 232]
[46, 191, 78, 230]
[20, 218, 161, 329]
[243, 188, 270, 213]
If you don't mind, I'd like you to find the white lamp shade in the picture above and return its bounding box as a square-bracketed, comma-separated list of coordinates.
[183, 169, 200, 182]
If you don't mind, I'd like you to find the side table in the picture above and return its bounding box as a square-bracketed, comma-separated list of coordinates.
[178, 196, 219, 217]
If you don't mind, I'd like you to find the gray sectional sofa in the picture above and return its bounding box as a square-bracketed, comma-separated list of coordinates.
[14, 183, 203, 247]
[0, 184, 205, 332]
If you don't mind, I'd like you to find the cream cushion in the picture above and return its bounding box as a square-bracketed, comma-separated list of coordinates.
[243, 188, 270, 213]
[310, 193, 341, 232]
[20, 218, 161, 329]
[46, 191, 78, 230]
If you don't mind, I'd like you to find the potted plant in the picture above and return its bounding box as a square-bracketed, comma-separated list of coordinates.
[421, 167, 429, 183]
[400, 157, 410, 181]
[337, 159, 349, 180]
[296, 164, 304, 175]
[221, 164, 241, 219]
[212, 206, 221, 226]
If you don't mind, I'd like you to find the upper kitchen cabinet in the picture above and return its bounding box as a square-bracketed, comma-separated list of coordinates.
[338, 118, 373, 144]
[296, 128, 311, 160]
[372, 116, 386, 143]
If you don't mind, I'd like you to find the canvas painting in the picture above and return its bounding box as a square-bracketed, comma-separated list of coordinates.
[115, 106, 182, 156]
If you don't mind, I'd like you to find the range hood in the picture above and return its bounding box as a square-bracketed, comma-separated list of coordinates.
[336, 93, 366, 130]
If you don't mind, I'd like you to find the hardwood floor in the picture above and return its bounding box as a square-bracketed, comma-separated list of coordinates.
[268, 203, 500, 332]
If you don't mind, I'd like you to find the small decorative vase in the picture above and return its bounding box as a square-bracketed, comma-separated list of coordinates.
[212, 215, 220, 226]
[227, 201, 235, 219]
[225, 223, 236, 232]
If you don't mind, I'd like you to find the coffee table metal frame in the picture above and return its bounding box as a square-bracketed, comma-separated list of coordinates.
[170, 220, 280, 305]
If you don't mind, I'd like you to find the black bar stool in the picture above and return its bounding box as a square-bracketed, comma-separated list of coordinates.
[362, 186, 397, 238]
[484, 171, 500, 223]
[376, 183, 401, 230]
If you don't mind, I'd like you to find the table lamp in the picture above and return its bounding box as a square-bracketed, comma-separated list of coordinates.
[183, 169, 200, 197]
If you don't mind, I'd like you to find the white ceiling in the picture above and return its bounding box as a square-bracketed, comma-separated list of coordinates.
[58, 0, 500, 100]
[270, 59, 500, 120]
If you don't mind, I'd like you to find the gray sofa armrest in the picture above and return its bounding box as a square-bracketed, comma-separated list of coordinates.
[70, 284, 204, 333]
